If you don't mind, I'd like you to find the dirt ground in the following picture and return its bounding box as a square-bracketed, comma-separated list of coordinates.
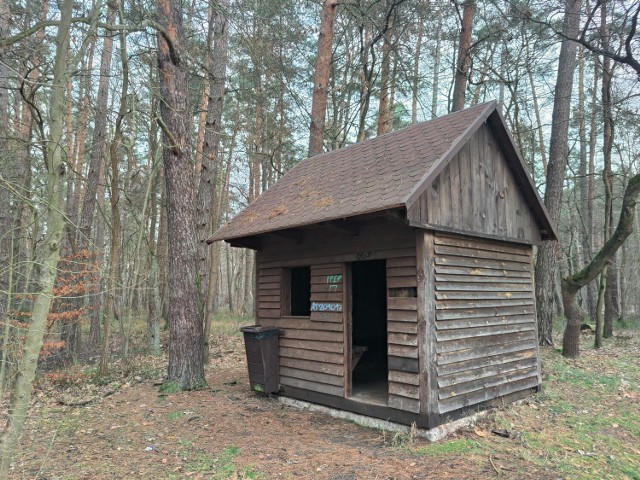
[5, 320, 640, 480]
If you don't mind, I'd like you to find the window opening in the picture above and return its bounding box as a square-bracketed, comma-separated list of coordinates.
[289, 266, 311, 316]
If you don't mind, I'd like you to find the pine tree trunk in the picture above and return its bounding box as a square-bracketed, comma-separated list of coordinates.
[377, 5, 393, 135]
[411, 14, 424, 125]
[308, 0, 338, 157]
[71, 43, 95, 225]
[528, 70, 547, 177]
[13, 0, 49, 300]
[157, 0, 206, 390]
[357, 27, 372, 142]
[534, 0, 581, 346]
[431, 16, 442, 119]
[451, 0, 475, 112]
[197, 0, 229, 363]
[82, 2, 117, 345]
[101, 7, 130, 371]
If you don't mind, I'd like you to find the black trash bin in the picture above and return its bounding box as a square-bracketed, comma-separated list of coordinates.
[240, 325, 280, 394]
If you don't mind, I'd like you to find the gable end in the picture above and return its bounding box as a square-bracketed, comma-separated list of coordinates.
[407, 123, 542, 244]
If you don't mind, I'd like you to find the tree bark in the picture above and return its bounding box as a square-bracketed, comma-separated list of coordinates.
[147, 90, 162, 355]
[100, 64, 125, 374]
[308, 0, 338, 157]
[82, 1, 117, 345]
[411, 15, 424, 125]
[576, 46, 592, 317]
[156, 0, 206, 390]
[431, 15, 442, 119]
[534, 0, 581, 346]
[357, 22, 374, 143]
[599, 3, 617, 339]
[451, 0, 476, 112]
[586, 56, 599, 321]
[14, 0, 49, 302]
[377, 3, 393, 135]
[71, 43, 96, 227]
[0, 0, 11, 327]
[562, 174, 640, 357]
[197, 0, 229, 363]
[78, 0, 116, 244]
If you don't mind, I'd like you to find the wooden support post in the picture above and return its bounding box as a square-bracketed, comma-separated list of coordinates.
[417, 230, 439, 428]
[530, 250, 543, 391]
[343, 262, 352, 397]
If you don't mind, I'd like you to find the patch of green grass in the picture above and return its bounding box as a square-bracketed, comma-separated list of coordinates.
[548, 398, 574, 414]
[210, 311, 254, 336]
[413, 438, 480, 457]
[501, 348, 640, 479]
[167, 411, 186, 421]
[212, 446, 240, 479]
[617, 464, 640, 480]
[241, 465, 266, 479]
[159, 381, 181, 394]
[177, 438, 193, 448]
[186, 452, 218, 474]
[177, 443, 265, 480]
[547, 358, 620, 391]
[616, 316, 640, 331]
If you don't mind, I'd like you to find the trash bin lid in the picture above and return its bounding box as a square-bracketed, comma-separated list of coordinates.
[240, 325, 279, 334]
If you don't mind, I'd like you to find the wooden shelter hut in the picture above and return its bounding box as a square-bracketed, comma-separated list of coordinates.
[208, 101, 556, 428]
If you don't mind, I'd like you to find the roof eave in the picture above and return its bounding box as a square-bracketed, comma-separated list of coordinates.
[207, 204, 408, 245]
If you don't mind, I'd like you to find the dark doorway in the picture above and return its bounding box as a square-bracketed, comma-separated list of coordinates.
[350, 259, 387, 405]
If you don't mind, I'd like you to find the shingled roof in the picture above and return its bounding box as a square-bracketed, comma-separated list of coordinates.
[209, 101, 555, 243]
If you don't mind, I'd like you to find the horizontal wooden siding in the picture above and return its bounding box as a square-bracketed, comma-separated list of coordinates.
[260, 264, 346, 397]
[433, 233, 539, 414]
[387, 256, 420, 413]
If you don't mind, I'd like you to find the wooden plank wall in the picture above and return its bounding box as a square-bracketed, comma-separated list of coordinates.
[433, 233, 539, 414]
[257, 266, 283, 320]
[407, 124, 541, 245]
[257, 264, 345, 397]
[255, 220, 422, 411]
[387, 256, 420, 413]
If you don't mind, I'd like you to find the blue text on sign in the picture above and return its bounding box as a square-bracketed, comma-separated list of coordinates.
[310, 302, 343, 312]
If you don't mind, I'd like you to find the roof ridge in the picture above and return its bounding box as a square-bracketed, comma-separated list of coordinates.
[302, 101, 497, 165]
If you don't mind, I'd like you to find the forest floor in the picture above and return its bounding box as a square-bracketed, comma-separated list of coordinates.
[4, 314, 640, 480]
